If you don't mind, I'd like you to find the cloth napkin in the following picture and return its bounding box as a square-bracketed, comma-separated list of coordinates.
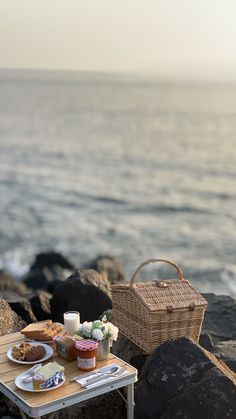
[41, 371, 65, 389]
[76, 364, 125, 389]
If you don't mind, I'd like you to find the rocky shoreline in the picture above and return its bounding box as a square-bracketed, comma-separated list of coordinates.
[0, 252, 235, 418]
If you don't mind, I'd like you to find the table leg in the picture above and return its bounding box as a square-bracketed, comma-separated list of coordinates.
[127, 383, 134, 419]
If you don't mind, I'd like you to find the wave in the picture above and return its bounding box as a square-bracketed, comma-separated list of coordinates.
[129, 204, 212, 215]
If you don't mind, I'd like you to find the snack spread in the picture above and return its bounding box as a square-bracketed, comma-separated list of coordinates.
[54, 336, 77, 361]
[75, 340, 98, 372]
[21, 320, 64, 341]
[31, 362, 65, 390]
[25, 345, 46, 362]
[12, 343, 46, 361]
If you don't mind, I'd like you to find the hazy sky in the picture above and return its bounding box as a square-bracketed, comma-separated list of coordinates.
[0, 0, 236, 80]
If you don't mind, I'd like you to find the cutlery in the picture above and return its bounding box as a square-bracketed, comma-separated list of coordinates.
[83, 367, 125, 386]
[69, 365, 119, 383]
[85, 366, 118, 384]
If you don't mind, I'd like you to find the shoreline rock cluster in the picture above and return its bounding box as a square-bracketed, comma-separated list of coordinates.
[0, 252, 235, 418]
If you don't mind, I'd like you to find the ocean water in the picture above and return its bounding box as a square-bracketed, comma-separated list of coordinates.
[0, 72, 236, 296]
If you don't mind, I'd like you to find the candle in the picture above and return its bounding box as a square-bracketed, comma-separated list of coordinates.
[63, 311, 80, 335]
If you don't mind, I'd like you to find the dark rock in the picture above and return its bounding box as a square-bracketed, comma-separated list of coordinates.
[202, 293, 236, 343]
[0, 270, 28, 296]
[199, 332, 214, 351]
[112, 332, 143, 364]
[214, 340, 236, 372]
[29, 291, 52, 321]
[6, 293, 37, 324]
[30, 252, 75, 270]
[50, 270, 112, 324]
[161, 367, 236, 419]
[59, 392, 125, 419]
[135, 337, 236, 419]
[23, 268, 50, 290]
[47, 279, 62, 294]
[77, 268, 111, 297]
[0, 298, 26, 335]
[23, 266, 70, 291]
[4, 289, 52, 323]
[130, 354, 147, 375]
[82, 255, 125, 285]
[23, 252, 75, 291]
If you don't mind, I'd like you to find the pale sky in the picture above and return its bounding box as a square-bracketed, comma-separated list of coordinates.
[0, 0, 236, 80]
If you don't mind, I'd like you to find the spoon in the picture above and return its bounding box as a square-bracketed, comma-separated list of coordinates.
[69, 366, 119, 383]
[85, 366, 119, 384]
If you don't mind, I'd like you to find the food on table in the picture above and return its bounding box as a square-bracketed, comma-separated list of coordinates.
[21, 320, 64, 341]
[12, 342, 32, 361]
[55, 336, 76, 361]
[25, 345, 46, 362]
[32, 362, 65, 389]
[12, 342, 46, 361]
[32, 373, 45, 390]
[75, 340, 98, 372]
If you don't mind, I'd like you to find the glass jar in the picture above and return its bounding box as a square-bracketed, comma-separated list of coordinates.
[75, 340, 98, 372]
[32, 373, 45, 390]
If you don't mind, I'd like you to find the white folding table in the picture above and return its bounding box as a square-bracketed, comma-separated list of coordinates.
[0, 332, 137, 419]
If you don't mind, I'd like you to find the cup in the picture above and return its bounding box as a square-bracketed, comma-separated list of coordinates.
[63, 311, 80, 335]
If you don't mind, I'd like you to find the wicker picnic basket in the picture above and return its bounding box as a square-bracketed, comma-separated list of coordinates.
[111, 258, 207, 353]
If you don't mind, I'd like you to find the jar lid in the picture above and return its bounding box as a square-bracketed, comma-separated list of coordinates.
[75, 339, 98, 351]
[33, 373, 44, 381]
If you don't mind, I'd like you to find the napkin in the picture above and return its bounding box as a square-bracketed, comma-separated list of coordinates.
[41, 371, 65, 389]
[76, 364, 126, 389]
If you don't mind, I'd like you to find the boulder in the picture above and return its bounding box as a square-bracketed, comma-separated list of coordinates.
[82, 255, 125, 285]
[202, 293, 236, 343]
[23, 252, 75, 291]
[199, 332, 214, 351]
[30, 252, 75, 270]
[0, 298, 25, 335]
[135, 337, 236, 419]
[77, 268, 111, 297]
[59, 392, 125, 419]
[0, 270, 28, 295]
[23, 266, 71, 291]
[50, 270, 112, 324]
[112, 332, 144, 365]
[29, 291, 52, 321]
[5, 292, 37, 324]
[214, 340, 236, 372]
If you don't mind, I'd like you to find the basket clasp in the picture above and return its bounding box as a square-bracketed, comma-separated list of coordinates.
[155, 280, 169, 288]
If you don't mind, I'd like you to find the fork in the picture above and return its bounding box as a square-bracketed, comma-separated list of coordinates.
[82, 367, 125, 386]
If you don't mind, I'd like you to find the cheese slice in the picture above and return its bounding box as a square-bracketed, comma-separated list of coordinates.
[37, 362, 64, 380]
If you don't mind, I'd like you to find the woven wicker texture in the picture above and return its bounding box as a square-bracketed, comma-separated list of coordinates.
[111, 258, 207, 353]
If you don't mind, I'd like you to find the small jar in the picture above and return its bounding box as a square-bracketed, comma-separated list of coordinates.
[75, 340, 98, 372]
[32, 373, 45, 390]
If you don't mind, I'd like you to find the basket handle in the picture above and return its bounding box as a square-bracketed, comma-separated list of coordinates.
[129, 258, 184, 289]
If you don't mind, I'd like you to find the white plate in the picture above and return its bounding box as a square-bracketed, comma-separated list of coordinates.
[15, 371, 65, 392]
[7, 342, 53, 365]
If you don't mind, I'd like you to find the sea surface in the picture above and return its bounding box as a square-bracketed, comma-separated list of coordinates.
[0, 71, 236, 296]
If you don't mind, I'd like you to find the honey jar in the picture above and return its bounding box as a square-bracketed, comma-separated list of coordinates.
[32, 373, 45, 390]
[75, 340, 98, 372]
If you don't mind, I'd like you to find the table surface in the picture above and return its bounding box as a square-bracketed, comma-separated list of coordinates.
[0, 332, 137, 417]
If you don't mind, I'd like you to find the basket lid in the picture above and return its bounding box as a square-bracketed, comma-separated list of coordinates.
[131, 279, 207, 311]
[111, 259, 207, 311]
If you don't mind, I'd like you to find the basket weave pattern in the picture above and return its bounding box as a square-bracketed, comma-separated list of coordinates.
[111, 258, 207, 353]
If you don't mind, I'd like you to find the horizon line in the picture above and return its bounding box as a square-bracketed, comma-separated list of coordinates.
[0, 67, 236, 85]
